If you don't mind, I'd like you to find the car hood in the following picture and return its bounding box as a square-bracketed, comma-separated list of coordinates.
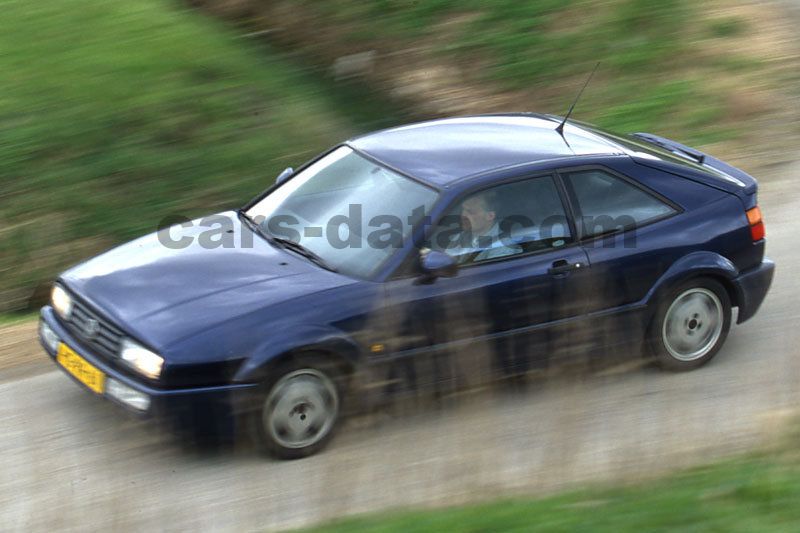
[61, 211, 358, 349]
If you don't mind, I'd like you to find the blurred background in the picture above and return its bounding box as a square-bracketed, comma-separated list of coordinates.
[1, 0, 798, 314]
[1, 0, 800, 531]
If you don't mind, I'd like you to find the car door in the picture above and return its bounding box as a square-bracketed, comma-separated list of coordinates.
[372, 174, 591, 395]
[558, 165, 680, 350]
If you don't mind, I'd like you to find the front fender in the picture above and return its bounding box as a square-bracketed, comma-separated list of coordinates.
[643, 251, 738, 306]
[233, 324, 362, 383]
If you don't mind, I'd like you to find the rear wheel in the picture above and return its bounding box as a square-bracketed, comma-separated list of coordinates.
[255, 359, 342, 459]
[649, 277, 731, 371]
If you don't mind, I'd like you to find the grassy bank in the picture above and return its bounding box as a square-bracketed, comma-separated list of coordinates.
[277, 0, 769, 142]
[0, 0, 402, 311]
[1, 0, 795, 311]
[306, 451, 800, 532]
[0, 312, 38, 327]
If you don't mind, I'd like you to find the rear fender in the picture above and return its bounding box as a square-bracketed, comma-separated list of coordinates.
[643, 251, 738, 309]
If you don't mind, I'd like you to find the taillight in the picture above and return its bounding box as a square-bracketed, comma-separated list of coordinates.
[746, 206, 765, 242]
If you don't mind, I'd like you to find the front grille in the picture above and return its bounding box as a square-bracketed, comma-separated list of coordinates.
[65, 299, 125, 359]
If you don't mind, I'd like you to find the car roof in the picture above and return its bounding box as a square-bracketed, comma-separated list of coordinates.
[348, 114, 625, 186]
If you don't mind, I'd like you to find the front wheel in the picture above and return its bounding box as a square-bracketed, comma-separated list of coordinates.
[255, 361, 342, 459]
[649, 277, 732, 371]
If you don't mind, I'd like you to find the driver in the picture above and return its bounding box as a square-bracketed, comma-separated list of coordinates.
[448, 190, 521, 263]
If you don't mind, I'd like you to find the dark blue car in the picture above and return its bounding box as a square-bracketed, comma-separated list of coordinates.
[39, 114, 774, 458]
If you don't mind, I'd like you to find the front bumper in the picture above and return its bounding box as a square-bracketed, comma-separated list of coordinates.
[39, 306, 259, 435]
[733, 258, 775, 324]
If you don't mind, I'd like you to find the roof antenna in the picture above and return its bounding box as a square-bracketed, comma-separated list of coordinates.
[556, 62, 600, 137]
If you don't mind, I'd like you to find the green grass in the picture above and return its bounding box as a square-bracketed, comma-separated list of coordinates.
[459, 0, 689, 83]
[0, 312, 38, 326]
[315, 0, 692, 82]
[0, 0, 402, 311]
[708, 16, 748, 38]
[299, 0, 743, 144]
[305, 453, 800, 532]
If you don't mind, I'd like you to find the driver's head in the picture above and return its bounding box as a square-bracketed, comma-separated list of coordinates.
[461, 191, 497, 236]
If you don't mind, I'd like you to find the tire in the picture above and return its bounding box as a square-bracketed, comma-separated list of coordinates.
[254, 356, 344, 459]
[648, 277, 732, 371]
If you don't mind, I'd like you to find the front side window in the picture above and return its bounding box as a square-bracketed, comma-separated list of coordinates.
[563, 169, 675, 239]
[427, 175, 572, 266]
[247, 146, 439, 278]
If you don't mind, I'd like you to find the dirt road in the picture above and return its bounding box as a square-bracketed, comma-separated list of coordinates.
[1, 164, 799, 531]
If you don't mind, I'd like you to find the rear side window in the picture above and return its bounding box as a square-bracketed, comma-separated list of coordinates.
[563, 169, 675, 238]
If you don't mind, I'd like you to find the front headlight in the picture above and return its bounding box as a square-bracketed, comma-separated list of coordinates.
[51, 284, 73, 320]
[120, 338, 164, 379]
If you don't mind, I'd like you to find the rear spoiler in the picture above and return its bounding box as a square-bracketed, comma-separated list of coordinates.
[631, 132, 757, 196]
[632, 132, 707, 164]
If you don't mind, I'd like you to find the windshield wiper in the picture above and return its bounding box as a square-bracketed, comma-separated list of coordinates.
[238, 211, 338, 272]
[271, 236, 338, 273]
[237, 209, 273, 242]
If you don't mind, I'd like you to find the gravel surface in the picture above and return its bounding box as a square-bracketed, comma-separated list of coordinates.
[0, 321, 46, 383]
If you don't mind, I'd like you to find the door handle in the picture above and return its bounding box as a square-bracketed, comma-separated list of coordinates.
[548, 259, 584, 275]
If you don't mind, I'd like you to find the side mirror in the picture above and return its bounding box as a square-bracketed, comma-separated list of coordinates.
[416, 250, 457, 284]
[275, 167, 294, 185]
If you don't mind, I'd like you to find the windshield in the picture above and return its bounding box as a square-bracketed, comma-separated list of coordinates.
[246, 146, 439, 278]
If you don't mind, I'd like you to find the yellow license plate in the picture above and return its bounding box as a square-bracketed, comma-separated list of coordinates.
[57, 343, 106, 394]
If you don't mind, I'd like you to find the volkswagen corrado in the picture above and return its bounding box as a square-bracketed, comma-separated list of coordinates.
[39, 114, 774, 458]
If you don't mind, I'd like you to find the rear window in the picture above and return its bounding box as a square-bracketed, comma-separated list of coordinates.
[563, 169, 675, 238]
